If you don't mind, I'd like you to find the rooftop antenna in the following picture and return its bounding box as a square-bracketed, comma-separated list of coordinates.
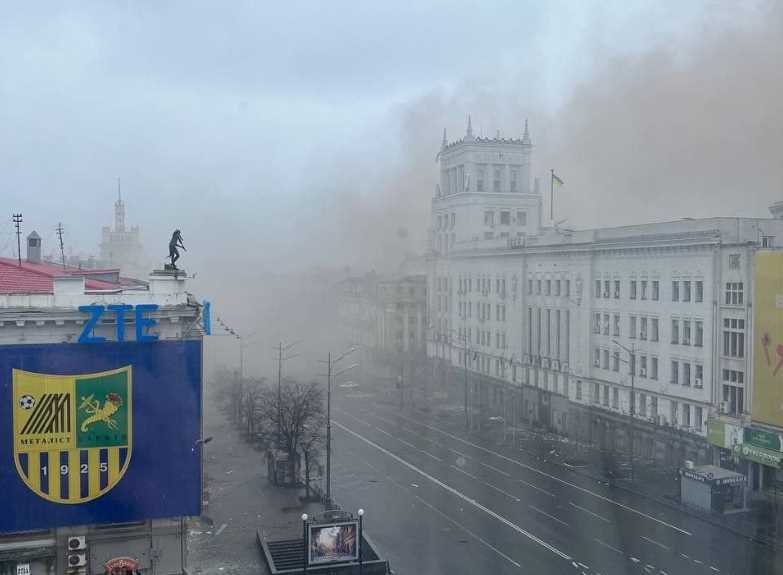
[56, 222, 66, 269]
[12, 213, 22, 267]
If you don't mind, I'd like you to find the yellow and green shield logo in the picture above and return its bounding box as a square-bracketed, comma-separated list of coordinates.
[12, 366, 132, 504]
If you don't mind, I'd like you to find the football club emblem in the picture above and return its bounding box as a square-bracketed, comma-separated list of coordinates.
[12, 366, 132, 504]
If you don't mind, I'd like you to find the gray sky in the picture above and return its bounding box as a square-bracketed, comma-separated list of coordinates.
[1, 1, 779, 277]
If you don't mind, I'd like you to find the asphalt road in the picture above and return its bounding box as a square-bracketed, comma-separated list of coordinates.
[329, 391, 781, 575]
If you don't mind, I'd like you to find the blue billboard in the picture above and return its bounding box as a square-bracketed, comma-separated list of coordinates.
[0, 340, 202, 532]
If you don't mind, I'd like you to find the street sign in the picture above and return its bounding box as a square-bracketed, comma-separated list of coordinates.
[16, 563, 30, 575]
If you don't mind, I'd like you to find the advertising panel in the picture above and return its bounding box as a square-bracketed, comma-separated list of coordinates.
[0, 340, 202, 532]
[308, 521, 359, 565]
[752, 251, 783, 428]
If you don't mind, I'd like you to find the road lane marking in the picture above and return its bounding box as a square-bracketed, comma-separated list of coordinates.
[519, 479, 556, 497]
[339, 410, 445, 463]
[528, 504, 569, 527]
[374, 426, 393, 438]
[449, 465, 521, 502]
[569, 502, 611, 523]
[640, 536, 669, 551]
[340, 447, 523, 569]
[480, 461, 511, 477]
[709, 567, 720, 572]
[380, 410, 691, 536]
[215, 523, 227, 536]
[593, 538, 624, 555]
[334, 419, 572, 561]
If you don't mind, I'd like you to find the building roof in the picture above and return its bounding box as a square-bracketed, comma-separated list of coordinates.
[0, 257, 125, 294]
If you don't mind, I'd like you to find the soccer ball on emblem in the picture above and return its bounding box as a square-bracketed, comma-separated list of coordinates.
[19, 395, 35, 410]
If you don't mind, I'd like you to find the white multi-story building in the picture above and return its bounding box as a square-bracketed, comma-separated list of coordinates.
[427, 118, 783, 491]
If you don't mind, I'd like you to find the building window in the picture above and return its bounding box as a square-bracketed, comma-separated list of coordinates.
[641, 280, 648, 300]
[652, 280, 660, 301]
[683, 320, 691, 345]
[603, 313, 610, 336]
[671, 401, 679, 425]
[671, 319, 680, 344]
[613, 314, 620, 337]
[683, 404, 691, 428]
[576, 380, 583, 401]
[651, 396, 658, 418]
[629, 315, 637, 339]
[537, 280, 542, 295]
[683, 363, 691, 386]
[484, 232, 494, 240]
[640, 317, 648, 340]
[510, 169, 518, 192]
[555, 280, 561, 296]
[722, 369, 745, 415]
[672, 281, 679, 302]
[500, 211, 511, 225]
[592, 382, 600, 404]
[594, 347, 601, 367]
[477, 167, 485, 192]
[517, 211, 527, 225]
[528, 279, 533, 295]
[640, 355, 648, 377]
[545, 279, 551, 295]
[723, 318, 745, 358]
[695, 280, 703, 302]
[595, 280, 601, 298]
[729, 253, 740, 269]
[614, 280, 620, 299]
[612, 388, 619, 409]
[603, 385, 610, 406]
[604, 280, 610, 298]
[762, 236, 775, 248]
[683, 280, 691, 302]
[613, 351, 620, 372]
[493, 166, 502, 192]
[695, 320, 704, 347]
[725, 282, 744, 305]
[671, 360, 679, 384]
[695, 364, 703, 388]
[630, 280, 637, 300]
[651, 356, 658, 380]
[639, 394, 647, 417]
[603, 349, 609, 369]
[695, 407, 703, 431]
[651, 318, 659, 342]
[484, 211, 494, 226]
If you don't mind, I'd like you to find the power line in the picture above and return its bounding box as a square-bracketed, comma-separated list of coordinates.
[12, 213, 22, 267]
[56, 222, 66, 269]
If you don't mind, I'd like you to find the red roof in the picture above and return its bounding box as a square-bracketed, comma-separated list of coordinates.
[0, 257, 123, 294]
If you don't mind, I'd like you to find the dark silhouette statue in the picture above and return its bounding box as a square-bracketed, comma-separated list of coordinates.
[168, 229, 186, 269]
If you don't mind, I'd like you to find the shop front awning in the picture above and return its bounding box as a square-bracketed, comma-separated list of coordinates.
[680, 464, 747, 486]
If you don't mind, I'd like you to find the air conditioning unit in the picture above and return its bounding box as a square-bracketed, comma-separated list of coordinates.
[640, 368, 647, 377]
[67, 553, 87, 568]
[67, 537, 86, 551]
[594, 358, 600, 367]
[614, 290, 620, 298]
[552, 360, 560, 371]
[684, 460, 695, 470]
[720, 401, 729, 414]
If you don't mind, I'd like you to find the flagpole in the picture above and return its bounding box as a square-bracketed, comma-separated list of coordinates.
[550, 169, 554, 221]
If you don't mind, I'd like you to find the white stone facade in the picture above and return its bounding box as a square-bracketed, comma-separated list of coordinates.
[427, 120, 783, 443]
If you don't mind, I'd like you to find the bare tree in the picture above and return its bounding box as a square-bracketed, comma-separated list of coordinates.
[256, 380, 325, 485]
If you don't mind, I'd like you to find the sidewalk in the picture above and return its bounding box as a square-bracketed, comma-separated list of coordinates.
[186, 402, 324, 575]
[399, 394, 782, 549]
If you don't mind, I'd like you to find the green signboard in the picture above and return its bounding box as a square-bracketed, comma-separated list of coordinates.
[744, 427, 783, 452]
[734, 444, 783, 468]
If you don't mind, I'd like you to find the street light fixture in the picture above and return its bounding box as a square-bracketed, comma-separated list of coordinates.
[320, 347, 357, 506]
[612, 339, 636, 482]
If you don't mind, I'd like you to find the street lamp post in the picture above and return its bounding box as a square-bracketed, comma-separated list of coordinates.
[275, 340, 301, 448]
[301, 513, 308, 574]
[612, 339, 636, 482]
[357, 508, 364, 575]
[322, 347, 357, 506]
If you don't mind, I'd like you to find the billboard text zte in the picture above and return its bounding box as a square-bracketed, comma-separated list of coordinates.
[0, 341, 202, 533]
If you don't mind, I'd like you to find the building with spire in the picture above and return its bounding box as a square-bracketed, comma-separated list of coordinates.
[427, 116, 783, 501]
[99, 180, 149, 278]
